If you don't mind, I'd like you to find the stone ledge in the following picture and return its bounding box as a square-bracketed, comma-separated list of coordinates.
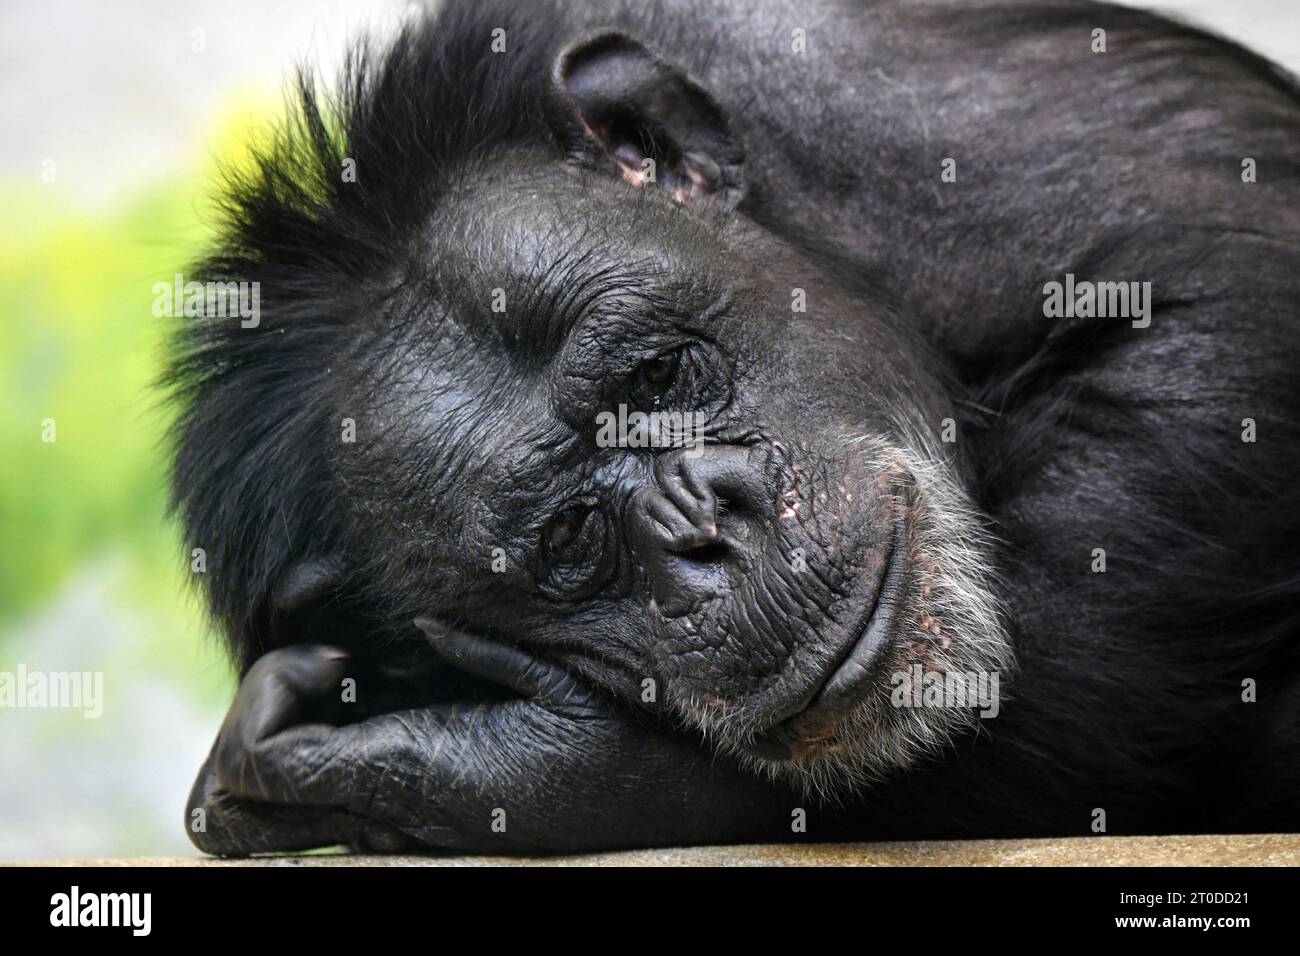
[16, 834, 1300, 866]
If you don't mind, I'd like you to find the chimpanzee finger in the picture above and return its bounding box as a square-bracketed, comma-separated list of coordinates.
[207, 643, 472, 825]
[210, 683, 675, 852]
[221, 645, 351, 743]
[213, 645, 355, 801]
[188, 740, 407, 856]
[413, 617, 600, 716]
[206, 637, 628, 851]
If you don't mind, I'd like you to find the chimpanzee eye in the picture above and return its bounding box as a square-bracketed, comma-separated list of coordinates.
[538, 500, 615, 600]
[632, 349, 682, 407]
[544, 507, 587, 552]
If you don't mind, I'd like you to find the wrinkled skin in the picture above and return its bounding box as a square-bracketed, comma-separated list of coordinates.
[181, 0, 1300, 855]
[189, 641, 796, 854]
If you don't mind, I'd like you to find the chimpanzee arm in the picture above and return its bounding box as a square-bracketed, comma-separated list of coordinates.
[187, 640, 799, 856]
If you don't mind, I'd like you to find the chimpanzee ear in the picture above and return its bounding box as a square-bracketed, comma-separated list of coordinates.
[265, 557, 351, 651]
[549, 30, 745, 209]
[271, 558, 345, 617]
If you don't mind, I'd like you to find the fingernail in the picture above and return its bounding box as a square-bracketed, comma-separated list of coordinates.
[413, 616, 446, 642]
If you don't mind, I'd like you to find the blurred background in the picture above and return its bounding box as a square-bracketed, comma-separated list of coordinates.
[1, 0, 1297, 861]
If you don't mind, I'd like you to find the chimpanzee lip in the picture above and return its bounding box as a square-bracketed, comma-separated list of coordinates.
[750, 509, 910, 758]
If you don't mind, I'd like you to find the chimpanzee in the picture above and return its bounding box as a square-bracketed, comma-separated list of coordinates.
[171, 0, 1300, 854]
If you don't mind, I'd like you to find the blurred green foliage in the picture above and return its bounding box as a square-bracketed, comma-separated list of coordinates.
[0, 108, 275, 704]
[0, 189, 187, 612]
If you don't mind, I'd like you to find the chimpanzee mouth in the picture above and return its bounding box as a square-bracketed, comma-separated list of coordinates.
[748, 509, 911, 760]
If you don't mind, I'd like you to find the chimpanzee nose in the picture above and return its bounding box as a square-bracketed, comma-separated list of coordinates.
[630, 445, 772, 617]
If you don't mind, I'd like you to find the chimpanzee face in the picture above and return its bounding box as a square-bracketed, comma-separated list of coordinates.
[334, 33, 1012, 793]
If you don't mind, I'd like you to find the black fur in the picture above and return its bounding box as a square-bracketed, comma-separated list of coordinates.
[172, 0, 1300, 849]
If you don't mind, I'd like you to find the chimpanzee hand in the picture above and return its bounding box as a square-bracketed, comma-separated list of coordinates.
[186, 631, 797, 856]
